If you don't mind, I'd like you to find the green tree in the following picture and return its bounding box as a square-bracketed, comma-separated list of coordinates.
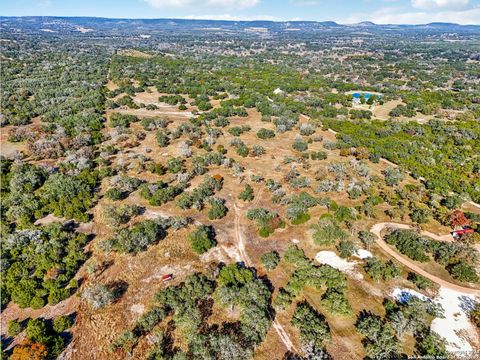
[415, 331, 448, 357]
[291, 301, 331, 348]
[239, 184, 254, 202]
[188, 225, 216, 254]
[321, 289, 353, 316]
[81, 284, 118, 309]
[53, 316, 73, 333]
[208, 198, 228, 220]
[260, 251, 280, 271]
[358, 230, 375, 250]
[356, 311, 399, 359]
[8, 319, 23, 337]
[337, 240, 356, 259]
[448, 263, 479, 283]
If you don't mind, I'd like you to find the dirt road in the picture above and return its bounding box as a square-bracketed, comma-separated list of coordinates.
[231, 192, 297, 353]
[111, 108, 193, 118]
[370, 222, 480, 296]
[469, 201, 480, 210]
[232, 203, 253, 267]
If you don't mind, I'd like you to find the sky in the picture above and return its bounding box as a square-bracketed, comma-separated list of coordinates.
[2, 0, 480, 25]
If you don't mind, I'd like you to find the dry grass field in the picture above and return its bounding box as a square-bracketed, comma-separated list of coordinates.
[2, 86, 479, 359]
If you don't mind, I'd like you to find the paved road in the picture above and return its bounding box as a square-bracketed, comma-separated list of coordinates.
[370, 222, 480, 296]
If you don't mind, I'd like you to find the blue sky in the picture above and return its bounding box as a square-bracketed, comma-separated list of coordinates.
[2, 0, 480, 24]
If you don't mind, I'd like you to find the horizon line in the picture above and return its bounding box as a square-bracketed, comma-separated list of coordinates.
[1, 15, 479, 27]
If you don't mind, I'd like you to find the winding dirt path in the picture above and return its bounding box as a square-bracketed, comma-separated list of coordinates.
[231, 189, 296, 353]
[232, 203, 253, 267]
[370, 222, 480, 296]
[469, 201, 480, 210]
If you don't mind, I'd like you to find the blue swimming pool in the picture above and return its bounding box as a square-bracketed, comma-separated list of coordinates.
[352, 92, 382, 100]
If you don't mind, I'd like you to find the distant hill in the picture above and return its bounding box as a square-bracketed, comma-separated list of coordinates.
[0, 16, 478, 36]
[354, 21, 377, 27]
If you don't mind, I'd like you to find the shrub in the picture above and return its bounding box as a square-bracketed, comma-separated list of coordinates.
[159, 94, 186, 105]
[104, 187, 126, 200]
[364, 258, 401, 282]
[208, 198, 228, 220]
[188, 225, 216, 254]
[335, 206, 357, 222]
[8, 319, 23, 337]
[407, 272, 432, 290]
[383, 168, 404, 187]
[103, 204, 142, 227]
[53, 316, 73, 333]
[410, 207, 432, 224]
[349, 109, 372, 120]
[25, 319, 49, 344]
[283, 245, 309, 267]
[359, 230, 375, 250]
[251, 145, 266, 157]
[239, 184, 254, 202]
[134, 307, 167, 333]
[299, 123, 316, 136]
[246, 208, 283, 237]
[217, 263, 255, 287]
[47, 288, 70, 305]
[156, 130, 170, 147]
[311, 151, 327, 160]
[311, 219, 348, 246]
[448, 263, 479, 283]
[274, 289, 295, 309]
[228, 125, 250, 137]
[30, 296, 46, 309]
[167, 157, 183, 173]
[337, 240, 356, 259]
[236, 145, 250, 157]
[214, 116, 230, 127]
[81, 284, 118, 309]
[107, 220, 166, 254]
[292, 136, 308, 152]
[470, 302, 480, 328]
[141, 182, 183, 206]
[415, 331, 448, 357]
[291, 212, 311, 225]
[260, 251, 280, 271]
[109, 113, 138, 128]
[257, 128, 275, 139]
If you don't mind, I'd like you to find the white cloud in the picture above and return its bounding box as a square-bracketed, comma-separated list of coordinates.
[411, 0, 470, 10]
[144, 0, 260, 10]
[291, 0, 321, 5]
[344, 5, 480, 24]
[38, 0, 53, 6]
